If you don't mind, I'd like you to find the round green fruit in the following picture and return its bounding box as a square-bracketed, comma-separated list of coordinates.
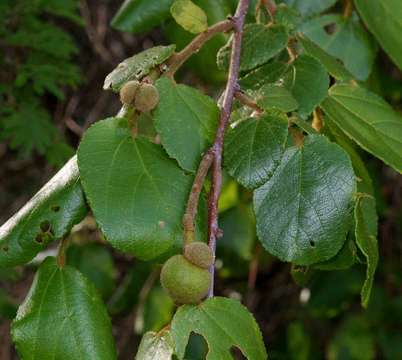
[160, 254, 210, 304]
[134, 83, 159, 112]
[184, 242, 214, 269]
[119, 80, 140, 105]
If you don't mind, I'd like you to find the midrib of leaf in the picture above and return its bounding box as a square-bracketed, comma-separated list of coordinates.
[133, 141, 164, 209]
[32, 267, 58, 360]
[104, 137, 127, 221]
[60, 271, 84, 359]
[328, 95, 402, 146]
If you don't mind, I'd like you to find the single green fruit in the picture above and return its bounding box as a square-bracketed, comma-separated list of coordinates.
[184, 242, 214, 269]
[134, 83, 160, 112]
[160, 254, 211, 304]
[119, 80, 140, 104]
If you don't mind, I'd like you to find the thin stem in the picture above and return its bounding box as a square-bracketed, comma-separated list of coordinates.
[166, 19, 234, 77]
[234, 90, 262, 113]
[56, 236, 69, 268]
[182, 148, 214, 247]
[343, 0, 353, 19]
[207, 0, 250, 298]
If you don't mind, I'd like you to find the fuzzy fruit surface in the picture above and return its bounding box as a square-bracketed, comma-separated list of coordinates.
[119, 80, 140, 104]
[160, 254, 210, 304]
[134, 83, 159, 112]
[184, 242, 214, 269]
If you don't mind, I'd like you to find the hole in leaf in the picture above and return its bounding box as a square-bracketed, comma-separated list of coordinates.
[40, 220, 51, 232]
[230, 346, 246, 359]
[2, 246, 9, 252]
[324, 23, 337, 35]
[310, 240, 315, 247]
[51, 205, 61, 212]
[184, 333, 208, 359]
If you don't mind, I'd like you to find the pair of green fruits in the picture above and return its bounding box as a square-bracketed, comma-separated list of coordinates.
[160, 242, 214, 304]
[119, 80, 159, 112]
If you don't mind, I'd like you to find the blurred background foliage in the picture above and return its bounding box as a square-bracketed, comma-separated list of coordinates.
[1, 0, 402, 359]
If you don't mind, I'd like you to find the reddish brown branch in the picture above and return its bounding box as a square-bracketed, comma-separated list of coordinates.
[182, 148, 214, 246]
[166, 19, 234, 77]
[207, 0, 250, 297]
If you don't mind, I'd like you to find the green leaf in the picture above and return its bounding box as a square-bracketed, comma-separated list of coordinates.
[103, 45, 176, 92]
[239, 61, 288, 91]
[287, 322, 310, 360]
[355, 195, 378, 308]
[111, 0, 174, 34]
[355, 0, 402, 71]
[299, 14, 377, 81]
[218, 205, 255, 262]
[11, 257, 117, 360]
[0, 156, 88, 268]
[136, 329, 175, 360]
[224, 113, 288, 188]
[321, 83, 402, 173]
[256, 84, 299, 112]
[284, 55, 329, 118]
[313, 234, 356, 271]
[284, 0, 336, 17]
[327, 316, 375, 360]
[140, 286, 175, 333]
[107, 262, 152, 315]
[164, 0, 231, 83]
[297, 33, 353, 81]
[171, 297, 267, 360]
[217, 24, 288, 72]
[67, 243, 116, 299]
[154, 77, 219, 172]
[171, 0, 208, 34]
[78, 117, 203, 261]
[254, 134, 355, 265]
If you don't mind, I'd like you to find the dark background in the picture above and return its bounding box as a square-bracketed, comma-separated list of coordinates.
[1, 1, 402, 359]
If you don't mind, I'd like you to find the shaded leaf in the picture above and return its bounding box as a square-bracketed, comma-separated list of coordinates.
[254, 135, 355, 265]
[313, 235, 356, 271]
[321, 83, 402, 173]
[300, 14, 377, 81]
[67, 243, 116, 299]
[355, 0, 402, 71]
[111, 0, 174, 34]
[11, 257, 117, 360]
[103, 45, 176, 92]
[297, 33, 353, 81]
[328, 316, 375, 360]
[287, 322, 310, 360]
[170, 0, 208, 34]
[284, 55, 329, 118]
[239, 61, 288, 91]
[355, 195, 378, 308]
[171, 297, 267, 360]
[154, 77, 219, 172]
[218, 24, 288, 72]
[0, 156, 88, 268]
[78, 117, 204, 261]
[224, 113, 288, 188]
[284, 0, 336, 17]
[164, 0, 231, 83]
[256, 84, 299, 112]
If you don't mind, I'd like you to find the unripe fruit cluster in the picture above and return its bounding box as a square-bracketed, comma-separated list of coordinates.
[160, 242, 214, 305]
[119, 80, 159, 112]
